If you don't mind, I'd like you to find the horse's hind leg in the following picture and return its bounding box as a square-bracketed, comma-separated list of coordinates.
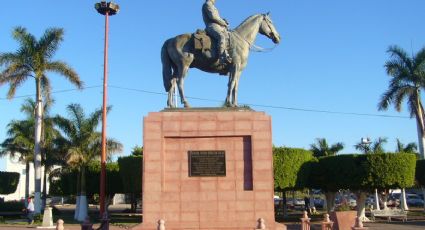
[177, 65, 190, 108]
[167, 78, 177, 108]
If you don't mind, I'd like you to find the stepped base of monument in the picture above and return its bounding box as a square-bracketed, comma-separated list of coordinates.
[132, 221, 287, 230]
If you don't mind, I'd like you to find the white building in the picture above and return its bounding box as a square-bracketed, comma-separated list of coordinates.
[0, 154, 49, 201]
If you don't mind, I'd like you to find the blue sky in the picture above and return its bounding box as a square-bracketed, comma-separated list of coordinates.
[1, 0, 425, 170]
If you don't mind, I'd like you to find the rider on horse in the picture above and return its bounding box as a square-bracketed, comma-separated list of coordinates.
[202, 0, 231, 64]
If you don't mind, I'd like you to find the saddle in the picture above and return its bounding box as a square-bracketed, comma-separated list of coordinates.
[193, 29, 213, 58]
[193, 30, 231, 75]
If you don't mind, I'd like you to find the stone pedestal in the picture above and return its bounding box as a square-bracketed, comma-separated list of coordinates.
[134, 108, 286, 230]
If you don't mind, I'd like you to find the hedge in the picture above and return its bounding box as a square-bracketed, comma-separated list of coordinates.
[273, 147, 315, 191]
[50, 162, 123, 196]
[117, 155, 142, 194]
[0, 171, 20, 194]
[417, 160, 425, 186]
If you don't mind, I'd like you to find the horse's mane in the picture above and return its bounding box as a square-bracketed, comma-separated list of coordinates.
[235, 14, 262, 31]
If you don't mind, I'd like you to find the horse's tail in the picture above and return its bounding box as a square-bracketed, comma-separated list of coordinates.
[161, 39, 173, 92]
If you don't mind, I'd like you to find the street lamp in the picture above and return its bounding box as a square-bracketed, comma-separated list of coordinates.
[95, 1, 119, 218]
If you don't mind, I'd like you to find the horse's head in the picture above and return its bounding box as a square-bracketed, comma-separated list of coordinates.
[259, 13, 280, 44]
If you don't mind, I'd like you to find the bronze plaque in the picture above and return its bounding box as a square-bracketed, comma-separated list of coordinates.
[188, 151, 226, 177]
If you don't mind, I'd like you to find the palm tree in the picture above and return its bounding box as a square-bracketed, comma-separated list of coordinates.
[354, 137, 387, 154]
[0, 27, 83, 213]
[1, 119, 34, 204]
[378, 45, 425, 159]
[1, 99, 60, 207]
[309, 138, 344, 158]
[395, 138, 418, 153]
[53, 104, 122, 221]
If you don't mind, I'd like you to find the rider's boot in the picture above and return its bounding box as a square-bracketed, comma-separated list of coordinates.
[219, 50, 232, 64]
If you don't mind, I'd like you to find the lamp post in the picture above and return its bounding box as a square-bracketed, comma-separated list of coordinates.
[95, 1, 119, 218]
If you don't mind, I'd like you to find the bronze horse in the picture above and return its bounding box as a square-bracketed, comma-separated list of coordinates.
[161, 13, 280, 108]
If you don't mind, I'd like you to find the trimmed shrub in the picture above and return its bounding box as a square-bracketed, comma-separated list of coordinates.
[0, 171, 20, 195]
[417, 160, 425, 186]
[118, 155, 142, 212]
[365, 153, 416, 189]
[0, 200, 25, 212]
[310, 154, 368, 191]
[310, 153, 417, 191]
[273, 147, 315, 191]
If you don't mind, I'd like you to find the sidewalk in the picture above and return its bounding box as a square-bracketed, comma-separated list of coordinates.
[285, 220, 425, 230]
[1, 221, 425, 230]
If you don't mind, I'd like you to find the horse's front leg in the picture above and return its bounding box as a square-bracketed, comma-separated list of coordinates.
[225, 75, 235, 107]
[232, 69, 242, 107]
[226, 67, 237, 107]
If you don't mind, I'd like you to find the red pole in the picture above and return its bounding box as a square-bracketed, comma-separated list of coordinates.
[100, 10, 109, 217]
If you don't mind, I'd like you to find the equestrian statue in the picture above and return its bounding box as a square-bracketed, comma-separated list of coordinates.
[161, 0, 281, 108]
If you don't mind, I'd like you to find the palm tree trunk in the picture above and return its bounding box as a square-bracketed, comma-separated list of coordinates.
[416, 119, 425, 159]
[415, 93, 425, 159]
[33, 78, 43, 214]
[76, 166, 88, 222]
[42, 166, 47, 209]
[74, 169, 81, 220]
[25, 161, 30, 206]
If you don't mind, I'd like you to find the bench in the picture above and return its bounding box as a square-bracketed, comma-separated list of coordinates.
[370, 209, 407, 222]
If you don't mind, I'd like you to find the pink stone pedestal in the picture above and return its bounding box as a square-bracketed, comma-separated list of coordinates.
[133, 109, 286, 230]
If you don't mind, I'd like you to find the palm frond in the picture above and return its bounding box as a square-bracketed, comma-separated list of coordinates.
[12, 27, 36, 53]
[0, 53, 20, 68]
[46, 61, 83, 89]
[6, 73, 30, 99]
[20, 98, 36, 118]
[387, 45, 413, 72]
[40, 74, 52, 104]
[37, 28, 64, 59]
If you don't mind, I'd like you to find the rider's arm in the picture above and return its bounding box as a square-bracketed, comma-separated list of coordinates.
[204, 3, 228, 27]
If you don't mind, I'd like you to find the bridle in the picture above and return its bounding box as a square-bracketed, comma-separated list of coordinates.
[231, 14, 278, 52]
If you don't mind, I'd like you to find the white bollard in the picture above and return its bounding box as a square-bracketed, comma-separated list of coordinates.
[157, 219, 165, 230]
[41, 207, 54, 227]
[256, 218, 266, 229]
[56, 219, 64, 230]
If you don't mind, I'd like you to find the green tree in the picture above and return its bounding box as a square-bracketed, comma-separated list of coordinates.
[53, 104, 122, 221]
[131, 146, 143, 156]
[309, 138, 344, 158]
[378, 45, 425, 159]
[0, 27, 83, 212]
[273, 147, 315, 217]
